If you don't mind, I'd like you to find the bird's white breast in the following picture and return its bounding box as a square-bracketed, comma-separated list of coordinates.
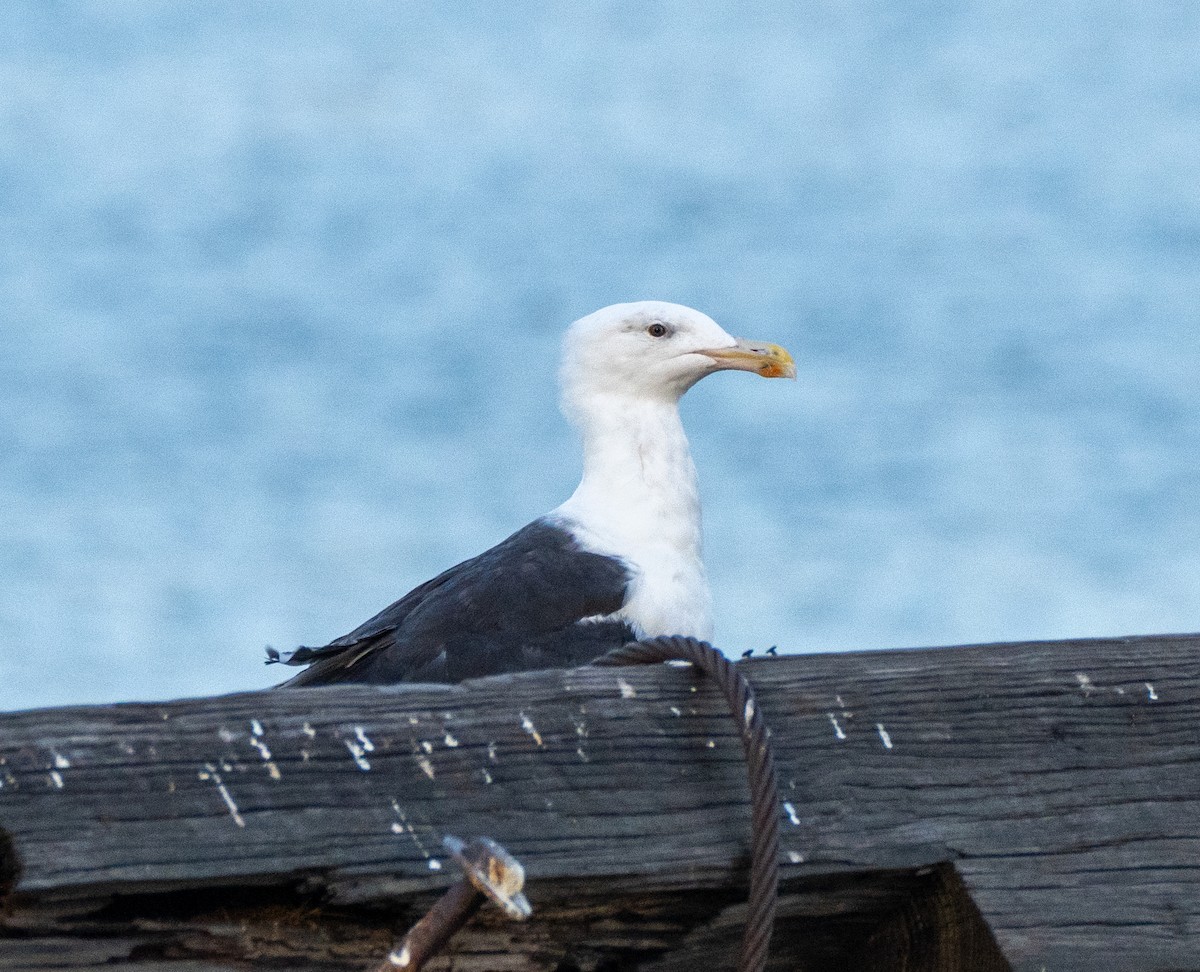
[552, 397, 714, 641]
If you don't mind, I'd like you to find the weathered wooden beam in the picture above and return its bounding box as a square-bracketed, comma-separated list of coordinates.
[1, 634, 1197, 971]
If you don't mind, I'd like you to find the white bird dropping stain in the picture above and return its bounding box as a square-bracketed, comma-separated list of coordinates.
[248, 734, 281, 779]
[389, 944, 412, 967]
[251, 719, 265, 737]
[783, 801, 801, 826]
[302, 723, 317, 738]
[443, 732, 459, 748]
[354, 726, 376, 752]
[408, 740, 437, 779]
[876, 723, 894, 750]
[51, 751, 71, 769]
[390, 802, 424, 845]
[520, 712, 544, 746]
[618, 678, 637, 699]
[198, 764, 245, 828]
[49, 771, 64, 789]
[787, 850, 804, 864]
[1146, 682, 1159, 701]
[1075, 673, 1095, 695]
[743, 699, 756, 727]
[344, 740, 372, 771]
[670, 706, 683, 717]
[488, 741, 499, 763]
[480, 768, 494, 784]
[390, 802, 443, 871]
[828, 714, 847, 740]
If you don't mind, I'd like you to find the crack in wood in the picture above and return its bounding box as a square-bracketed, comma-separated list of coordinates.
[0, 828, 20, 908]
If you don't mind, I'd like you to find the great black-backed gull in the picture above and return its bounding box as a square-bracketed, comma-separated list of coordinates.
[269, 301, 794, 685]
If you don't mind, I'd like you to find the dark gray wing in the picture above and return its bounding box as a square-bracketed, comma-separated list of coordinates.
[271, 518, 634, 686]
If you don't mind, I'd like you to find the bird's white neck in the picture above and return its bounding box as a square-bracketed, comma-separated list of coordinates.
[553, 394, 713, 640]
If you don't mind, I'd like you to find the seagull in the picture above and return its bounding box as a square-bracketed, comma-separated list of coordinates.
[269, 301, 794, 685]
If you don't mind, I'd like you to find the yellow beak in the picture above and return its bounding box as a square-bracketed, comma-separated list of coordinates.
[700, 339, 796, 379]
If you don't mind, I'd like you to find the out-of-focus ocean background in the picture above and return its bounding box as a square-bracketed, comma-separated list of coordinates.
[2, 2, 1198, 710]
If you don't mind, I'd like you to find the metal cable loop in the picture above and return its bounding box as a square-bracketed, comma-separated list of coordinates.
[593, 636, 781, 972]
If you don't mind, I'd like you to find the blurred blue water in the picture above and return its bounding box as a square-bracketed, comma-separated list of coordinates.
[2, 1, 1198, 709]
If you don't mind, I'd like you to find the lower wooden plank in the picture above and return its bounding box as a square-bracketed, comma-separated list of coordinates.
[0, 872, 966, 972]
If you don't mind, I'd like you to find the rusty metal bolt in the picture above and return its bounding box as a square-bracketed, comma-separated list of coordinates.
[375, 835, 531, 971]
[442, 834, 531, 919]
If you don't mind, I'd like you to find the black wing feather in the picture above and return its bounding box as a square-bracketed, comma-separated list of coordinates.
[276, 519, 633, 686]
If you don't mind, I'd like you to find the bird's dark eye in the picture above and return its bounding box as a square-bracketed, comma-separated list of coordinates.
[647, 323, 669, 338]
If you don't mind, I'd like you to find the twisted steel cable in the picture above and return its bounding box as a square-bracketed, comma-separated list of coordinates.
[593, 636, 782, 972]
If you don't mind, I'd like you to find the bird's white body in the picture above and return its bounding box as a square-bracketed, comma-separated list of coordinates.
[552, 395, 712, 640]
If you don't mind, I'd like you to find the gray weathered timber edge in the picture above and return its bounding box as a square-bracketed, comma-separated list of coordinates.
[1, 633, 1198, 972]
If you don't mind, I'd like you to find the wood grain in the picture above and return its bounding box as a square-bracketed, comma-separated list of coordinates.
[1, 633, 1197, 970]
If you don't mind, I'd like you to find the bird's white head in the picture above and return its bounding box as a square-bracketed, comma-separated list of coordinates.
[560, 301, 795, 421]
